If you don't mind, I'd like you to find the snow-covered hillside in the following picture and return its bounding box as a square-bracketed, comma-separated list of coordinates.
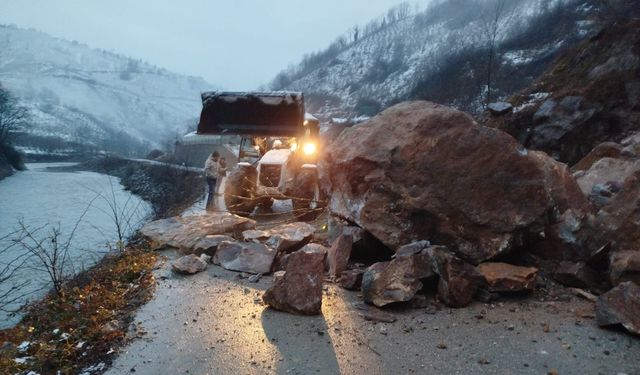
[0, 25, 214, 155]
[271, 0, 602, 118]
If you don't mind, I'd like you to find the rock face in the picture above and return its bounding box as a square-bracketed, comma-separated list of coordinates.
[596, 282, 640, 335]
[362, 241, 433, 307]
[428, 246, 483, 307]
[477, 262, 538, 292]
[262, 248, 325, 315]
[141, 212, 255, 251]
[213, 242, 276, 274]
[328, 234, 353, 279]
[322, 101, 589, 264]
[172, 254, 208, 274]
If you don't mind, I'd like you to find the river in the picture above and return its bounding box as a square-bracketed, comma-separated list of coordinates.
[0, 163, 152, 328]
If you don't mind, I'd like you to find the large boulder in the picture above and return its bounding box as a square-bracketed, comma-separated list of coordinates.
[321, 101, 590, 264]
[361, 241, 434, 307]
[262, 247, 325, 315]
[140, 212, 255, 251]
[609, 251, 640, 286]
[213, 241, 276, 274]
[596, 281, 640, 335]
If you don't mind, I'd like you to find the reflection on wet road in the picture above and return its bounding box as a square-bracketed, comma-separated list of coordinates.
[106, 249, 640, 375]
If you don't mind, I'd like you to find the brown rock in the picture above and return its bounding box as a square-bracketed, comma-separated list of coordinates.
[361, 242, 434, 307]
[574, 157, 639, 205]
[171, 254, 208, 275]
[322, 101, 590, 264]
[609, 251, 640, 286]
[428, 246, 483, 308]
[213, 241, 276, 274]
[353, 302, 397, 323]
[588, 170, 640, 254]
[572, 142, 623, 172]
[328, 234, 353, 279]
[553, 261, 601, 289]
[272, 243, 328, 272]
[339, 269, 365, 290]
[141, 212, 255, 251]
[596, 281, 640, 335]
[262, 248, 325, 315]
[477, 262, 538, 292]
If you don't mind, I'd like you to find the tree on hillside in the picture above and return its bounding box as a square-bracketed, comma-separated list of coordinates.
[0, 85, 28, 146]
[479, 0, 515, 106]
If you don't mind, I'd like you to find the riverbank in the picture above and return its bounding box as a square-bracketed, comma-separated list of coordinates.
[63, 156, 204, 219]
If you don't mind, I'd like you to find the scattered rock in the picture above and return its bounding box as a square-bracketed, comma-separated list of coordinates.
[171, 254, 208, 274]
[247, 273, 262, 283]
[353, 302, 397, 323]
[596, 281, 640, 335]
[262, 248, 325, 315]
[273, 243, 328, 272]
[199, 254, 212, 264]
[477, 262, 538, 292]
[189, 235, 236, 256]
[265, 222, 316, 252]
[361, 242, 434, 307]
[487, 102, 513, 116]
[553, 261, 601, 289]
[339, 269, 365, 290]
[328, 234, 353, 279]
[429, 246, 483, 308]
[609, 251, 640, 286]
[141, 212, 255, 251]
[322, 101, 590, 264]
[213, 242, 276, 274]
[574, 157, 639, 205]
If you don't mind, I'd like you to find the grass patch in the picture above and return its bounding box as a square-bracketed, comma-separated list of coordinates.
[0, 242, 157, 374]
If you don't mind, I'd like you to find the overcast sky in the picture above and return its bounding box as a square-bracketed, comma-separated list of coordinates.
[0, 0, 419, 89]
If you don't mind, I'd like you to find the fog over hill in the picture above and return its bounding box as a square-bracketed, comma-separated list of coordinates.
[0, 25, 214, 156]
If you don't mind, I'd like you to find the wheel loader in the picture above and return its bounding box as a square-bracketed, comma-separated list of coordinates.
[197, 91, 324, 220]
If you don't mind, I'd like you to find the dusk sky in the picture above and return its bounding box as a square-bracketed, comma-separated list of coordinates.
[0, 0, 421, 89]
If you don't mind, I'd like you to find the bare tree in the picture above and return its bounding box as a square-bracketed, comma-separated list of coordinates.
[0, 230, 32, 312]
[0, 85, 28, 145]
[480, 0, 515, 106]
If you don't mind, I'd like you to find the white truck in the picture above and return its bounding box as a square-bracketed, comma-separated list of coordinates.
[197, 91, 323, 220]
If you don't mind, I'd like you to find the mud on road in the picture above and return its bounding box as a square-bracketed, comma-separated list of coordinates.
[106, 249, 639, 375]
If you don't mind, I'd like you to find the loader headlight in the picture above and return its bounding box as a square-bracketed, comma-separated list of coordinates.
[303, 142, 316, 155]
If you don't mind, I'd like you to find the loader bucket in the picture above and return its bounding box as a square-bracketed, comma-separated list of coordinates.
[197, 91, 305, 137]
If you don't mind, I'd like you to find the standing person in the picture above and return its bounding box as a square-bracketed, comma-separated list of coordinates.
[215, 157, 227, 196]
[204, 151, 220, 210]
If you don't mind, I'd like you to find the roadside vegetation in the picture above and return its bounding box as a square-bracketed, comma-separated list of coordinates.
[0, 241, 157, 374]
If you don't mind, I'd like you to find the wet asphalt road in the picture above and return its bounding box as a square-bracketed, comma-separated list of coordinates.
[106, 249, 640, 375]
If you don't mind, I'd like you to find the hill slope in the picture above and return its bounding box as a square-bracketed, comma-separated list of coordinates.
[271, 0, 612, 119]
[0, 25, 214, 155]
